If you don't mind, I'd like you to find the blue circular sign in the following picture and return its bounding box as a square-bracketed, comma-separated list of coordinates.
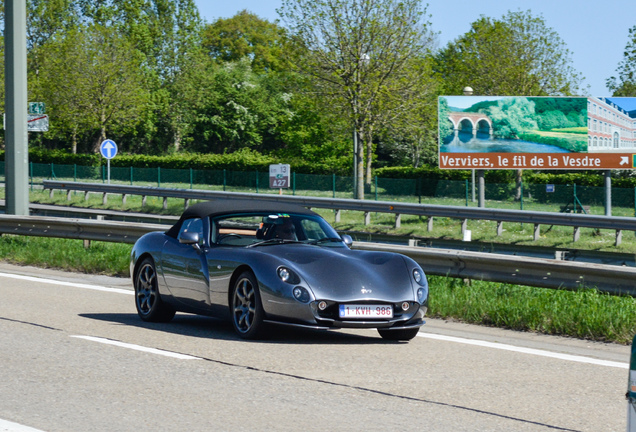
[100, 139, 118, 160]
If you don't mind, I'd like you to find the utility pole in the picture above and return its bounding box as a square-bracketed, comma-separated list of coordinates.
[5, 0, 29, 215]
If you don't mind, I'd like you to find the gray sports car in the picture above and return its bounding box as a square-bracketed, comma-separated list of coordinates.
[130, 199, 428, 341]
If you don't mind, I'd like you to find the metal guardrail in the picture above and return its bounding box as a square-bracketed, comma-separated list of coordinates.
[0, 214, 634, 295]
[4, 198, 634, 267]
[43, 180, 635, 245]
[0, 214, 165, 244]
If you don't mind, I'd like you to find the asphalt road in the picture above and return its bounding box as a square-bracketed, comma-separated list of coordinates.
[0, 262, 629, 432]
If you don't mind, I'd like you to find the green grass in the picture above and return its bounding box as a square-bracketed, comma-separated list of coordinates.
[428, 276, 636, 344]
[0, 235, 132, 277]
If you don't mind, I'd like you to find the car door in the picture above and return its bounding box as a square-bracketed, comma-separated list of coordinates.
[160, 217, 210, 311]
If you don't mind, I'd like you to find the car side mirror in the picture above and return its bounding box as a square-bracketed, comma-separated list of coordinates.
[341, 234, 353, 248]
[179, 231, 201, 251]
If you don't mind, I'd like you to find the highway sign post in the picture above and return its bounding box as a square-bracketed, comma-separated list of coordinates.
[438, 96, 636, 170]
[28, 102, 45, 114]
[269, 164, 290, 194]
[100, 139, 118, 184]
[27, 114, 48, 132]
[439, 96, 636, 213]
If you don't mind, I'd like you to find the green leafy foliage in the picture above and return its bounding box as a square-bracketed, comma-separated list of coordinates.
[202, 10, 291, 73]
[434, 10, 583, 96]
[607, 25, 636, 96]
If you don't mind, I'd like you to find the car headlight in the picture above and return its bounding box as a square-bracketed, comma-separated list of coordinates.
[277, 266, 300, 284]
[417, 287, 426, 302]
[292, 286, 310, 303]
[413, 269, 423, 284]
[278, 267, 291, 282]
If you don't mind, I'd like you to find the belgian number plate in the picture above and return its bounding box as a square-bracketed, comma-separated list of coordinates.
[339, 304, 393, 319]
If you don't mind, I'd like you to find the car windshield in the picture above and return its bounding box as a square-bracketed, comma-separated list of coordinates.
[211, 212, 343, 247]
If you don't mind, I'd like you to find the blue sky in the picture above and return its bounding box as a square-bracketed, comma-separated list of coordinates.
[194, 0, 636, 96]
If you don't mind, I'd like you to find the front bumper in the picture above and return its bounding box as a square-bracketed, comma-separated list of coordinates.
[264, 301, 427, 330]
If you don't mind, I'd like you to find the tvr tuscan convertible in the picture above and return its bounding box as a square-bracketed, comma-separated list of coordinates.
[131, 199, 428, 341]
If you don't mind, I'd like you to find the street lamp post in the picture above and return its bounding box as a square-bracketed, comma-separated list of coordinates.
[462, 87, 479, 205]
[5, 0, 29, 216]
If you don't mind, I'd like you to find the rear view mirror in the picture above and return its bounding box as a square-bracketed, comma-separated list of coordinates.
[179, 231, 201, 251]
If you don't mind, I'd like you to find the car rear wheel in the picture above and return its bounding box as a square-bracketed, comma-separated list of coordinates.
[135, 258, 175, 322]
[377, 327, 420, 341]
[231, 271, 265, 339]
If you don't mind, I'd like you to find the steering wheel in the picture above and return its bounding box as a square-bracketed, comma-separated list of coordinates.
[218, 233, 242, 243]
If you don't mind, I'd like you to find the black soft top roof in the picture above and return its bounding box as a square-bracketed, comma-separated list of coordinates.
[165, 199, 319, 238]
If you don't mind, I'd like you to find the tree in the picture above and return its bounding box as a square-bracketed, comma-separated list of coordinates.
[73, 0, 204, 153]
[185, 58, 293, 154]
[278, 0, 434, 199]
[376, 58, 440, 168]
[435, 10, 584, 96]
[37, 24, 149, 153]
[202, 10, 290, 73]
[607, 25, 636, 96]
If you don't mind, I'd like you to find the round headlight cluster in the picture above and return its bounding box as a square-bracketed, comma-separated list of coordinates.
[417, 287, 426, 302]
[292, 286, 310, 303]
[278, 267, 291, 282]
[277, 267, 299, 284]
[413, 269, 423, 284]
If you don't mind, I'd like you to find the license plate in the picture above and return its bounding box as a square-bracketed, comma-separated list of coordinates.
[339, 304, 393, 319]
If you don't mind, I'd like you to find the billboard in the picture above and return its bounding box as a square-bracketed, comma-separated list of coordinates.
[438, 96, 636, 169]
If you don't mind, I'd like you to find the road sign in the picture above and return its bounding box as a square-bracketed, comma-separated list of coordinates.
[269, 164, 290, 188]
[28, 102, 45, 115]
[439, 96, 636, 170]
[100, 139, 118, 160]
[27, 114, 49, 132]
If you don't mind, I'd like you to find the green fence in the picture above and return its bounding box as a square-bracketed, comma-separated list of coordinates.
[1, 161, 636, 215]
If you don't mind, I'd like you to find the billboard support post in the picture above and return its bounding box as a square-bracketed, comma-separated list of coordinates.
[477, 170, 485, 208]
[605, 170, 612, 217]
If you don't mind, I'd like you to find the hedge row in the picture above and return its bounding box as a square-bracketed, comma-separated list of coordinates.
[3, 148, 636, 188]
[1, 148, 352, 176]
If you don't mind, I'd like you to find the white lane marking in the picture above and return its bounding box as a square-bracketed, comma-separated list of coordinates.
[0, 271, 132, 295]
[418, 332, 628, 369]
[0, 419, 46, 432]
[71, 335, 201, 360]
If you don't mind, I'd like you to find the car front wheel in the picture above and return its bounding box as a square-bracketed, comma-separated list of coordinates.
[135, 258, 175, 323]
[231, 271, 265, 339]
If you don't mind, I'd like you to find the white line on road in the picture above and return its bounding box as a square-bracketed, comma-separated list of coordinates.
[418, 332, 628, 369]
[0, 419, 45, 432]
[71, 335, 201, 360]
[0, 271, 132, 295]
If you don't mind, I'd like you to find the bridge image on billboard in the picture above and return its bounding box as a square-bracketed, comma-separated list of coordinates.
[438, 96, 636, 170]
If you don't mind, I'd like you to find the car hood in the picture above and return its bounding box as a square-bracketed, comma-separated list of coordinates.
[268, 244, 414, 301]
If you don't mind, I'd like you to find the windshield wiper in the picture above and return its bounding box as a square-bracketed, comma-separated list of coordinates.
[307, 237, 343, 245]
[246, 239, 301, 248]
